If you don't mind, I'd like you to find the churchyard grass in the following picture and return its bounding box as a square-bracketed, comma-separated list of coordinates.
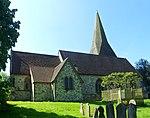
[137, 99, 150, 118]
[0, 100, 150, 118]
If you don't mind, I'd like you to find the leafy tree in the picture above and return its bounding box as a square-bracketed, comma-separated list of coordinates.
[101, 72, 141, 90]
[0, 72, 11, 106]
[0, 0, 20, 71]
[135, 59, 150, 94]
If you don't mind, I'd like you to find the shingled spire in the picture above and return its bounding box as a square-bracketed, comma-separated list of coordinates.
[90, 11, 117, 57]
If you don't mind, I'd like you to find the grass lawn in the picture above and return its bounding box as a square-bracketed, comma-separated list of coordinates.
[0, 100, 150, 118]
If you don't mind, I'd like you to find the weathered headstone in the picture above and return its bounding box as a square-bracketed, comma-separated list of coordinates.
[128, 103, 137, 118]
[116, 103, 127, 118]
[98, 106, 105, 118]
[80, 103, 84, 115]
[106, 103, 115, 118]
[93, 107, 98, 118]
[86, 103, 90, 117]
[129, 99, 136, 105]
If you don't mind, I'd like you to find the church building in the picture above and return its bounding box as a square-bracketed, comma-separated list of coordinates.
[10, 12, 137, 101]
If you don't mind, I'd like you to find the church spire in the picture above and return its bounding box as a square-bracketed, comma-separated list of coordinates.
[90, 11, 117, 57]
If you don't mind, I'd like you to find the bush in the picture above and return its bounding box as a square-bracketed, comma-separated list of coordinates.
[0, 72, 11, 109]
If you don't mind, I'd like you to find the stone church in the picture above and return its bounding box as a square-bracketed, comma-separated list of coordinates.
[10, 12, 137, 101]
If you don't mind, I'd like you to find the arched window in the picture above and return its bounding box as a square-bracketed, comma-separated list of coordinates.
[24, 77, 31, 91]
[64, 77, 73, 90]
[96, 79, 102, 93]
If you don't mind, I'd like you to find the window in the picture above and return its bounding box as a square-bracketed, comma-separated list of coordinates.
[96, 79, 102, 93]
[64, 77, 73, 90]
[24, 77, 31, 90]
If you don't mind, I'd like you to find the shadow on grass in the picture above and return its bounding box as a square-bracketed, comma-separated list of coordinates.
[138, 103, 150, 108]
[0, 104, 76, 118]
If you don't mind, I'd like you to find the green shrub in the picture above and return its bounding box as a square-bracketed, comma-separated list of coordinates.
[0, 72, 11, 110]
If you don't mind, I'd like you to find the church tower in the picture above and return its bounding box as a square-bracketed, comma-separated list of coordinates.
[90, 12, 117, 57]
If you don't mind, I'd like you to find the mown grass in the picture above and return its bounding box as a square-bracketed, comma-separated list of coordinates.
[0, 100, 150, 118]
[137, 99, 150, 118]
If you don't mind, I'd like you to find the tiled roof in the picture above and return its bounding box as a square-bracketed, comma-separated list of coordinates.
[30, 66, 54, 83]
[59, 50, 137, 75]
[10, 51, 60, 75]
[10, 50, 137, 82]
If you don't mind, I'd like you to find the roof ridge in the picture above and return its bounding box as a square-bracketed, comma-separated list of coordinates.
[59, 50, 98, 56]
[59, 50, 126, 59]
[12, 50, 58, 57]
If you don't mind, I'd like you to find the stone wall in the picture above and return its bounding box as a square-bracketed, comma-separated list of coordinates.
[54, 61, 83, 101]
[34, 83, 52, 101]
[14, 91, 31, 101]
[11, 64, 102, 101]
[80, 75, 101, 101]
[10, 74, 31, 100]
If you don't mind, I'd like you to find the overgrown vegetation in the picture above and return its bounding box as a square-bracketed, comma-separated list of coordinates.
[101, 72, 141, 90]
[0, 72, 11, 111]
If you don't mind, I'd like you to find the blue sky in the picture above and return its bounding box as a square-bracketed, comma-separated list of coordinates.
[5, 0, 150, 73]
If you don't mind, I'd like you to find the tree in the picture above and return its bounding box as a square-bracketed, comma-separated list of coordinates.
[0, 0, 20, 71]
[0, 72, 11, 105]
[101, 72, 141, 90]
[135, 59, 150, 94]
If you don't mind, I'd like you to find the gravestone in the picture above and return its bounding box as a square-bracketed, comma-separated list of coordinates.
[129, 99, 136, 105]
[86, 103, 90, 117]
[128, 103, 136, 118]
[80, 103, 84, 115]
[98, 106, 105, 118]
[93, 107, 98, 118]
[106, 103, 115, 118]
[116, 103, 127, 118]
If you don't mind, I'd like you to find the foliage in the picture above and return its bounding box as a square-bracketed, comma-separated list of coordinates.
[101, 72, 141, 90]
[0, 0, 20, 71]
[135, 59, 150, 92]
[0, 72, 11, 106]
[0, 72, 9, 81]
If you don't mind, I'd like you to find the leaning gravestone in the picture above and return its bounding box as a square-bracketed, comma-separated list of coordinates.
[86, 103, 90, 117]
[80, 103, 84, 115]
[116, 103, 127, 118]
[93, 107, 98, 118]
[98, 106, 105, 118]
[106, 103, 115, 118]
[128, 99, 137, 118]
